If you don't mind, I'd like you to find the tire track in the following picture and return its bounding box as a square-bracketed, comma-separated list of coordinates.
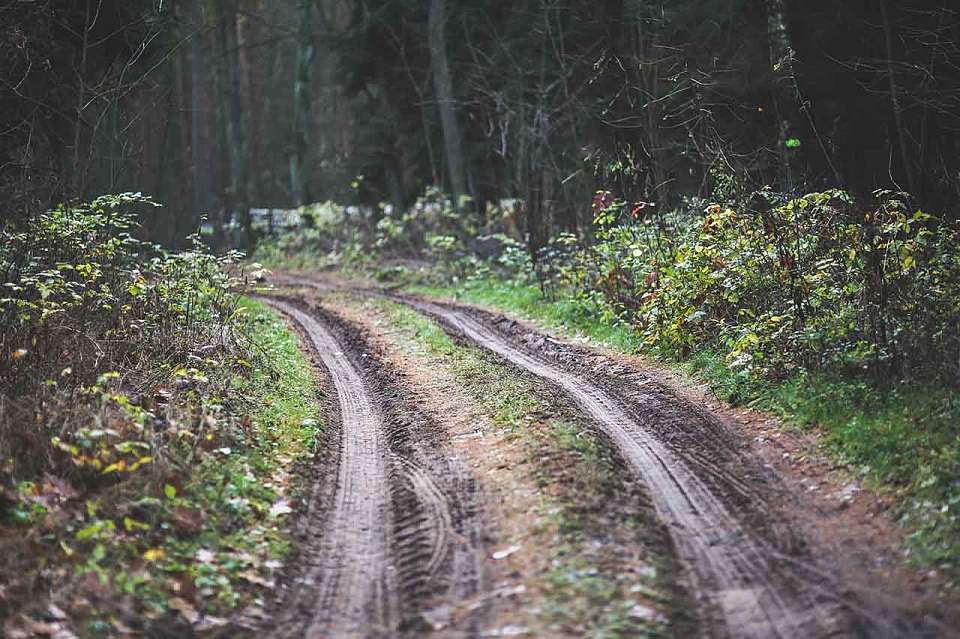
[399, 297, 855, 639]
[266, 299, 398, 637]
[264, 298, 488, 638]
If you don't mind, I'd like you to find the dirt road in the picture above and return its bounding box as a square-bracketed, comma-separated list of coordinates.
[261, 279, 951, 638]
[264, 299, 486, 638]
[400, 297, 850, 638]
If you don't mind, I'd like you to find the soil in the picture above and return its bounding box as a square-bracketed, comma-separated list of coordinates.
[262, 298, 487, 638]
[261, 273, 958, 638]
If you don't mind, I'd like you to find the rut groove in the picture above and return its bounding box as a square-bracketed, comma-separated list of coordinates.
[402, 297, 850, 639]
[264, 297, 489, 638]
[266, 300, 398, 637]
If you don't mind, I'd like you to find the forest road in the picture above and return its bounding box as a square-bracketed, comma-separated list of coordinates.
[397, 294, 920, 639]
[262, 299, 487, 638]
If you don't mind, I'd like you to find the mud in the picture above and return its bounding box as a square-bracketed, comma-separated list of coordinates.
[394, 295, 947, 639]
[334, 295, 700, 637]
[263, 298, 487, 638]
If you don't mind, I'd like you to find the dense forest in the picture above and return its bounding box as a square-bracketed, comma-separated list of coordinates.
[3, 2, 960, 636]
[4, 0, 960, 241]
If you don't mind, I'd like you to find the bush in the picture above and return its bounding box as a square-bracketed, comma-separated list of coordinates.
[0, 194, 245, 480]
[547, 189, 960, 385]
[0, 196, 321, 628]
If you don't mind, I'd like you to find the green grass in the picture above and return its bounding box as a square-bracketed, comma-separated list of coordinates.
[374, 298, 540, 429]
[406, 275, 960, 582]
[683, 350, 960, 572]
[409, 278, 645, 352]
[165, 296, 323, 608]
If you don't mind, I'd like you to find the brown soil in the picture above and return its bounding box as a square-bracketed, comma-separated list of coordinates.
[392, 293, 953, 639]
[262, 298, 487, 638]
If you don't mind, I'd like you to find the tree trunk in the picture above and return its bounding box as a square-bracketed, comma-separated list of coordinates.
[190, 0, 214, 221]
[291, 0, 317, 207]
[880, 0, 918, 195]
[427, 0, 468, 205]
[766, 0, 797, 191]
[215, 0, 250, 247]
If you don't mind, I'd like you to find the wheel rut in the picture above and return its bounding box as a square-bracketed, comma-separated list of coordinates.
[263, 298, 487, 638]
[396, 295, 920, 639]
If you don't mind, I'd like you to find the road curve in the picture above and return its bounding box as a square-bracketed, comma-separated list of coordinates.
[265, 300, 397, 637]
[402, 297, 850, 639]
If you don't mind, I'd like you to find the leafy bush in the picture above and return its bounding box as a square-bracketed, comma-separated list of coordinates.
[541, 189, 960, 385]
[0, 196, 311, 628]
[0, 194, 243, 476]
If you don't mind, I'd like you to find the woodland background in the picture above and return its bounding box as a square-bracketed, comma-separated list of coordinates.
[3, 0, 960, 244]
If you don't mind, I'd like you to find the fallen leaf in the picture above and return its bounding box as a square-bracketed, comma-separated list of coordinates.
[142, 548, 166, 562]
[46, 604, 68, 620]
[238, 571, 275, 588]
[195, 548, 215, 563]
[269, 499, 293, 517]
[196, 616, 229, 633]
[171, 507, 204, 535]
[491, 545, 520, 560]
[168, 597, 199, 624]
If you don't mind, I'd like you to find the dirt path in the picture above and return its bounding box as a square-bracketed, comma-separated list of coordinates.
[396, 295, 933, 639]
[263, 299, 487, 638]
[263, 275, 952, 637]
[265, 300, 398, 637]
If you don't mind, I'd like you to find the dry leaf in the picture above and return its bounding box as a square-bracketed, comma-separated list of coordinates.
[269, 499, 293, 517]
[168, 597, 199, 624]
[491, 545, 520, 560]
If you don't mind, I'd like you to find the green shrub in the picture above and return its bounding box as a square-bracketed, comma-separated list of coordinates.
[0, 193, 245, 483]
[554, 189, 960, 385]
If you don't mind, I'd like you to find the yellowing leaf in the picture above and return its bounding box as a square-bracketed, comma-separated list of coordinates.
[143, 548, 166, 562]
[124, 517, 150, 532]
[129, 456, 153, 471]
[101, 459, 127, 474]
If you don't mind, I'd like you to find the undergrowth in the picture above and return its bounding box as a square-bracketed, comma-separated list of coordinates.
[0, 198, 322, 635]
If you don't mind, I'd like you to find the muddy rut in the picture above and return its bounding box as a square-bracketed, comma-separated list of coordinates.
[397, 295, 924, 639]
[264, 299, 486, 638]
